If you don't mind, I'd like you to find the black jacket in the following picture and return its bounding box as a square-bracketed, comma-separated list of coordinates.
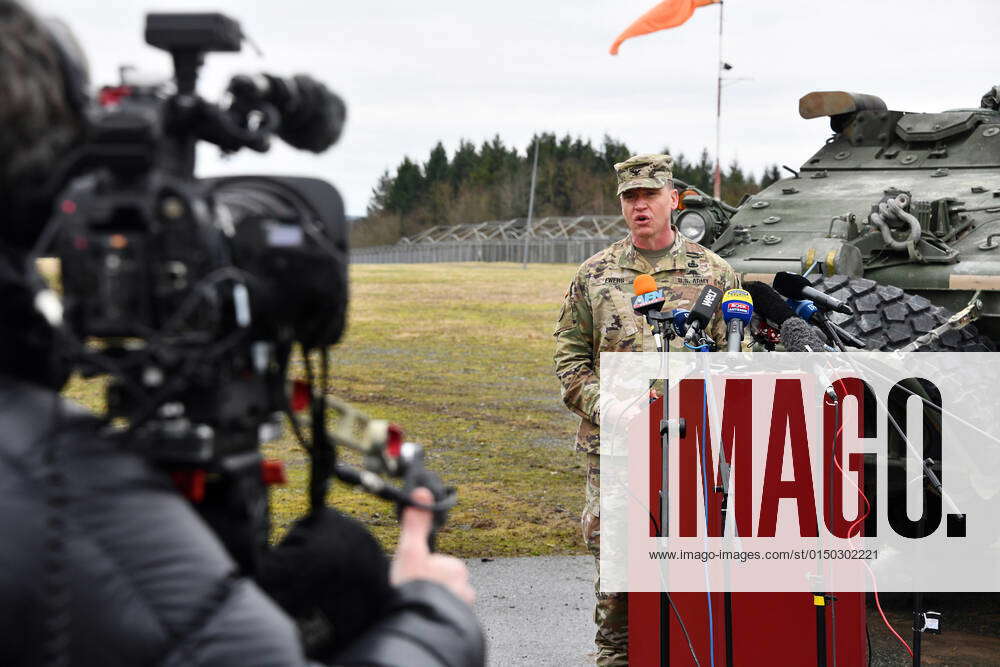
[0, 377, 484, 666]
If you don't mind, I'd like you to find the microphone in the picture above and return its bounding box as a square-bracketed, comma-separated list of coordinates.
[227, 73, 347, 152]
[787, 298, 867, 349]
[671, 308, 690, 338]
[744, 281, 795, 326]
[746, 281, 830, 352]
[779, 318, 838, 400]
[632, 274, 668, 351]
[631, 274, 667, 323]
[779, 317, 826, 352]
[787, 297, 819, 322]
[684, 285, 723, 345]
[721, 289, 754, 352]
[772, 272, 853, 316]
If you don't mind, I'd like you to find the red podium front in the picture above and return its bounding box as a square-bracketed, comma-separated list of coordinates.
[628, 397, 866, 666]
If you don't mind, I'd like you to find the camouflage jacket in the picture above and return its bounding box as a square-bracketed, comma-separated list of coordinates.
[553, 233, 741, 454]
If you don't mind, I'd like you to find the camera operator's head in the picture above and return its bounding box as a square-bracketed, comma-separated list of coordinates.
[0, 1, 87, 246]
[0, 1, 87, 387]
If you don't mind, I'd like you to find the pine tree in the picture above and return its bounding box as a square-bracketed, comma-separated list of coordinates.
[367, 169, 394, 216]
[384, 157, 424, 215]
[423, 142, 450, 184]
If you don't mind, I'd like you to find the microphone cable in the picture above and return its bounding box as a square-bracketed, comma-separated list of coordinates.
[698, 361, 717, 667]
[612, 275, 704, 667]
[822, 370, 914, 660]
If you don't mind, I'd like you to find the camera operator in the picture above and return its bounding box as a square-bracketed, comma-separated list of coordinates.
[0, 2, 483, 665]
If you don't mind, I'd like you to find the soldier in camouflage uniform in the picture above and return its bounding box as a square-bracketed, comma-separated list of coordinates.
[553, 154, 740, 666]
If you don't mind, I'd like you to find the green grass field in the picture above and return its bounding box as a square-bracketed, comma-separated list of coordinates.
[63, 262, 588, 557]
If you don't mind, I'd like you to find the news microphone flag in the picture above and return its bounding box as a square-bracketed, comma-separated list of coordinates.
[631, 274, 667, 317]
[721, 288, 753, 352]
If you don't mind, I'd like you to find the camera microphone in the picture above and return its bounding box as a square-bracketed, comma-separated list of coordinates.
[772, 272, 853, 316]
[721, 288, 753, 352]
[227, 73, 346, 152]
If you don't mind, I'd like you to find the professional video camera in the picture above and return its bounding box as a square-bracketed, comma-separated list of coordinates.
[30, 12, 454, 573]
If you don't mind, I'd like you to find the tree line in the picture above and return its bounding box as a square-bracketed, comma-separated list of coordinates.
[354, 134, 782, 247]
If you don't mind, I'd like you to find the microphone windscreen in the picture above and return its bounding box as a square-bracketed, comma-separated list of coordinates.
[772, 271, 812, 300]
[274, 74, 347, 153]
[689, 285, 723, 325]
[745, 281, 795, 325]
[633, 274, 657, 295]
[779, 317, 826, 352]
[721, 289, 754, 324]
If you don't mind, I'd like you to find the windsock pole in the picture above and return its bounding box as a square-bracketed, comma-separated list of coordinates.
[522, 138, 540, 269]
[713, 1, 724, 200]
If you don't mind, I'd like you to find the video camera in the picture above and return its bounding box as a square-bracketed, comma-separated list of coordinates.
[33, 12, 454, 572]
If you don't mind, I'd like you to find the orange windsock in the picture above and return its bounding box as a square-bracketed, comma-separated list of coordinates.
[633, 273, 658, 295]
[610, 0, 718, 55]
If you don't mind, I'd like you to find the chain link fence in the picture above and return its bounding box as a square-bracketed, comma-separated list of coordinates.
[351, 215, 627, 264]
[352, 239, 619, 264]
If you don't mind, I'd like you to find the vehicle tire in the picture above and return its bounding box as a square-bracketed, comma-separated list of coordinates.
[807, 274, 995, 351]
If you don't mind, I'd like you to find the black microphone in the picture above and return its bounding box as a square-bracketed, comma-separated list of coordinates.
[744, 281, 795, 326]
[772, 272, 853, 316]
[684, 285, 723, 345]
[227, 73, 346, 152]
[746, 281, 830, 352]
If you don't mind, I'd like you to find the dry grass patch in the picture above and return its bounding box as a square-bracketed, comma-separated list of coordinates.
[64, 261, 589, 557]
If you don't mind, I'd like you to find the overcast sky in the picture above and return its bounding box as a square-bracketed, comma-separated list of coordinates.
[39, 0, 1000, 217]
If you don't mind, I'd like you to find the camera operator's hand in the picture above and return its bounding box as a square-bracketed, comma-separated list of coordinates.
[391, 487, 475, 606]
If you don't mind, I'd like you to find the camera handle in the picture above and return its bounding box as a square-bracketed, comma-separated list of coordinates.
[292, 387, 457, 552]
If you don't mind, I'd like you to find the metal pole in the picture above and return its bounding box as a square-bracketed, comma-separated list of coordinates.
[712, 1, 724, 200]
[522, 138, 540, 268]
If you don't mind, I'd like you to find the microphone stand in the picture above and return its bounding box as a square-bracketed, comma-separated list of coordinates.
[717, 418, 736, 667]
[912, 459, 946, 666]
[681, 323, 727, 666]
[811, 311, 847, 352]
[646, 310, 680, 666]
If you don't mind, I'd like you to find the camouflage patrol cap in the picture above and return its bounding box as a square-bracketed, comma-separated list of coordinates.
[613, 153, 674, 196]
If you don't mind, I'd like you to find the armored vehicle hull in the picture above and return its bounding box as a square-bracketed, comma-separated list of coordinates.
[679, 90, 1000, 347]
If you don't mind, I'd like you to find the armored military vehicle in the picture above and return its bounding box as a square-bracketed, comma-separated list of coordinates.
[674, 88, 1000, 351]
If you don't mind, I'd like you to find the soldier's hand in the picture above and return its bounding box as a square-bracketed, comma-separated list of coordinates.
[391, 487, 475, 606]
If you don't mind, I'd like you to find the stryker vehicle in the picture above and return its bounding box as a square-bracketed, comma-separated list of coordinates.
[674, 87, 1000, 351]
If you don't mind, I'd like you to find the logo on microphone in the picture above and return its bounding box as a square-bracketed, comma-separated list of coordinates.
[723, 301, 751, 316]
[631, 290, 666, 310]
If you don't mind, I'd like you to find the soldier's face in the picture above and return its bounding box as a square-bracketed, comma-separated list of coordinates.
[620, 186, 678, 250]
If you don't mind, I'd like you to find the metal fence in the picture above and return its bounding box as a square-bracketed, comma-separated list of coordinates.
[351, 215, 627, 264]
[351, 238, 617, 264]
